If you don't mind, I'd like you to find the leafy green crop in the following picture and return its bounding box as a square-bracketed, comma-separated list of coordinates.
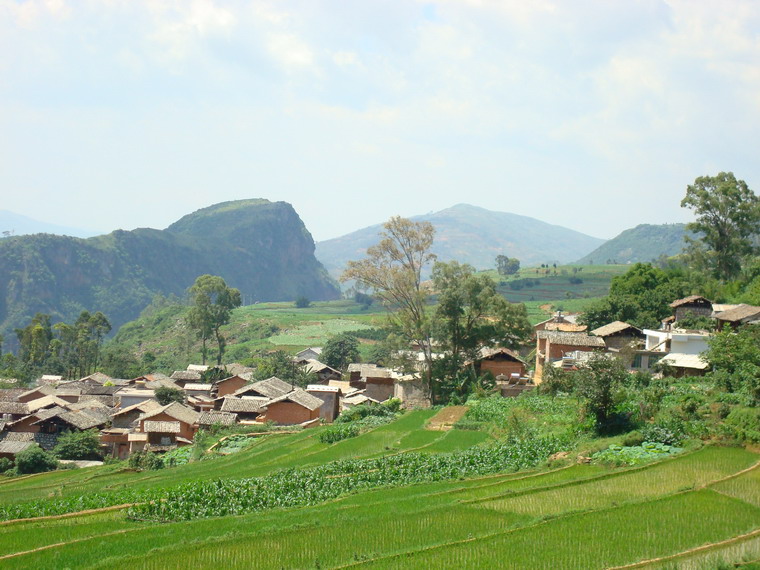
[592, 441, 683, 466]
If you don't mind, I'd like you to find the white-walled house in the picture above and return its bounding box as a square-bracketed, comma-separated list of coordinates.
[639, 328, 711, 376]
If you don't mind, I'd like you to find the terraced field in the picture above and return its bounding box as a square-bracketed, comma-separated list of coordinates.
[0, 413, 758, 569]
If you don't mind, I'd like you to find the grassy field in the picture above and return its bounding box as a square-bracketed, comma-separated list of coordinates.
[0, 408, 758, 569]
[107, 264, 626, 368]
[478, 264, 627, 303]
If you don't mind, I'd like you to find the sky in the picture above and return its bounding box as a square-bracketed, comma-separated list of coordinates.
[1, 0, 759, 242]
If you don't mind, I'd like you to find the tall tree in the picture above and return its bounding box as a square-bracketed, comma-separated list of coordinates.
[15, 313, 54, 368]
[432, 261, 531, 402]
[681, 172, 760, 280]
[342, 216, 436, 388]
[188, 275, 242, 365]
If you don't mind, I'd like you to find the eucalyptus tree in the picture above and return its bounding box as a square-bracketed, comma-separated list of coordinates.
[188, 275, 241, 365]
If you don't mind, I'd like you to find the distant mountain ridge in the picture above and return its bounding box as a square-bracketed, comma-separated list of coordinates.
[315, 204, 605, 278]
[0, 210, 97, 238]
[576, 223, 692, 265]
[0, 200, 339, 342]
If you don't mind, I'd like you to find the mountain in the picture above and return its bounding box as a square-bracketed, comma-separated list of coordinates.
[576, 223, 692, 265]
[315, 204, 605, 278]
[0, 199, 339, 340]
[0, 210, 98, 239]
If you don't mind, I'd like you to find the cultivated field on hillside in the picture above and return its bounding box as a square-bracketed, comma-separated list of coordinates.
[0, 409, 758, 569]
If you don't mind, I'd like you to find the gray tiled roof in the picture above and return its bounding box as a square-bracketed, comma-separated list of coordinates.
[220, 398, 267, 414]
[536, 330, 606, 347]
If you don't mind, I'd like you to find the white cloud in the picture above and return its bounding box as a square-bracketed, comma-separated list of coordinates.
[0, 0, 759, 240]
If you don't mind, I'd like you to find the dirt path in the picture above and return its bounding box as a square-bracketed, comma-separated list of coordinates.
[0, 503, 135, 527]
[426, 406, 468, 431]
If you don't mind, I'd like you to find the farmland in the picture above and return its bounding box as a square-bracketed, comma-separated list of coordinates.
[106, 264, 626, 370]
[0, 405, 758, 569]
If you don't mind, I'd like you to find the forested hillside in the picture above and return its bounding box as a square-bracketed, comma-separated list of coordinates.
[577, 223, 692, 265]
[0, 200, 339, 343]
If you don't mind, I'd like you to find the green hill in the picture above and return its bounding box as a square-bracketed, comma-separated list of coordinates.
[577, 223, 692, 265]
[0, 200, 339, 341]
[315, 203, 605, 278]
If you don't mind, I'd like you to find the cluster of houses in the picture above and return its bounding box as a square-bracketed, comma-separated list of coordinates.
[533, 296, 760, 381]
[0, 344, 530, 463]
[0, 294, 754, 465]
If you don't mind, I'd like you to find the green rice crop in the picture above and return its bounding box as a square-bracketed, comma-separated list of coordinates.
[1, 449, 756, 569]
[355, 490, 760, 569]
[475, 446, 757, 518]
[711, 463, 760, 507]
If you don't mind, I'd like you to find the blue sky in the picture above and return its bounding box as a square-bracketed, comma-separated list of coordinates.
[1, 0, 759, 241]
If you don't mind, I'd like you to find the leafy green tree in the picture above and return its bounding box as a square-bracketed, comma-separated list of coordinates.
[155, 386, 185, 406]
[99, 345, 143, 379]
[294, 296, 311, 308]
[353, 291, 374, 309]
[431, 261, 531, 403]
[322, 333, 360, 371]
[188, 275, 242, 365]
[249, 350, 316, 388]
[573, 355, 630, 433]
[681, 172, 760, 280]
[581, 263, 687, 330]
[15, 313, 54, 368]
[703, 325, 760, 405]
[342, 216, 436, 389]
[15, 445, 58, 474]
[53, 429, 103, 460]
[496, 255, 520, 276]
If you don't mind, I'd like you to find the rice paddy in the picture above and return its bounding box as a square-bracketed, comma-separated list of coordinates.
[0, 412, 757, 569]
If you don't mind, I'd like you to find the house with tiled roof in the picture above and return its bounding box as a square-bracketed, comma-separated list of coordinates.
[714, 304, 760, 329]
[131, 402, 200, 453]
[258, 388, 323, 426]
[535, 330, 606, 381]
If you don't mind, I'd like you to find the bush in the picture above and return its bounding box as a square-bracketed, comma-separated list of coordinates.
[622, 431, 645, 447]
[336, 402, 395, 424]
[15, 446, 58, 474]
[317, 423, 360, 444]
[53, 429, 103, 460]
[0, 457, 12, 473]
[294, 296, 311, 308]
[723, 407, 760, 443]
[641, 420, 686, 446]
[128, 450, 165, 470]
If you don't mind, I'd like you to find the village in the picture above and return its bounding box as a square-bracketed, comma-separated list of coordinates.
[0, 293, 756, 467]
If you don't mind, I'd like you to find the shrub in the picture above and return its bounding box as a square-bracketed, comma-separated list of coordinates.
[723, 407, 760, 443]
[0, 457, 12, 473]
[622, 431, 645, 447]
[317, 423, 360, 444]
[641, 420, 686, 446]
[128, 450, 165, 470]
[53, 429, 103, 460]
[336, 402, 395, 424]
[294, 296, 311, 308]
[15, 446, 58, 474]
